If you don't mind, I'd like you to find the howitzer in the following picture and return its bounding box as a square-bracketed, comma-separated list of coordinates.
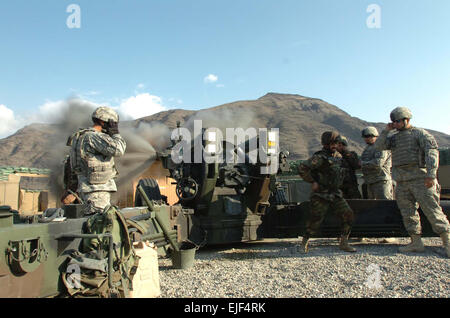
[141, 125, 450, 246]
[152, 126, 282, 245]
[0, 201, 191, 298]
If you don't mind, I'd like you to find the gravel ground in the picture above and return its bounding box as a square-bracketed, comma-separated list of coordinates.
[158, 238, 449, 298]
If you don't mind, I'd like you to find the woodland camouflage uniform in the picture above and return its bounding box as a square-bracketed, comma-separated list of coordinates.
[336, 136, 362, 199]
[298, 131, 356, 253]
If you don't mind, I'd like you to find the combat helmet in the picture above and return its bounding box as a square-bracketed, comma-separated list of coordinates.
[390, 107, 412, 122]
[336, 135, 348, 146]
[361, 126, 379, 137]
[92, 106, 119, 123]
[321, 131, 340, 145]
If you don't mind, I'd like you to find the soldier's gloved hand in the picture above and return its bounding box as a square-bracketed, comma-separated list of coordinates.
[107, 119, 119, 136]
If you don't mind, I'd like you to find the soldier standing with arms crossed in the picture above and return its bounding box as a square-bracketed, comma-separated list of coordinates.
[298, 131, 356, 253]
[374, 107, 450, 257]
[67, 106, 126, 215]
[360, 126, 393, 200]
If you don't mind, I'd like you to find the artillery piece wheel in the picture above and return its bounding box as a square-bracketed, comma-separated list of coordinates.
[176, 177, 199, 201]
[134, 178, 162, 206]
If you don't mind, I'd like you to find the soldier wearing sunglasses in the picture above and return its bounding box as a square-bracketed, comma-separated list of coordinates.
[374, 107, 449, 257]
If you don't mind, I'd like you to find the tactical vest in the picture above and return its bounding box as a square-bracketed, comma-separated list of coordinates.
[389, 128, 425, 168]
[312, 150, 345, 192]
[387, 127, 438, 182]
[360, 144, 391, 184]
[68, 128, 116, 185]
[361, 145, 373, 163]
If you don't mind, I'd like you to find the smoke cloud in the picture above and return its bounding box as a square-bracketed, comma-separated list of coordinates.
[116, 120, 171, 187]
[34, 98, 256, 206]
[43, 98, 171, 201]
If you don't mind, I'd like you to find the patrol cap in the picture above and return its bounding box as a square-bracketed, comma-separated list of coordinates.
[92, 106, 119, 123]
[361, 126, 379, 138]
[390, 107, 412, 122]
[321, 131, 340, 145]
[336, 135, 348, 146]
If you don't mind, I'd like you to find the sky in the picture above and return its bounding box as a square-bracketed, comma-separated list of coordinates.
[0, 0, 449, 138]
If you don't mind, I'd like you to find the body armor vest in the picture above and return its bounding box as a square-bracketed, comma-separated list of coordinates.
[388, 127, 429, 182]
[361, 144, 391, 184]
[389, 128, 425, 168]
[68, 128, 116, 185]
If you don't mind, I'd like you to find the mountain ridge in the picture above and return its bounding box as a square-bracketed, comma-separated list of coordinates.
[0, 93, 449, 169]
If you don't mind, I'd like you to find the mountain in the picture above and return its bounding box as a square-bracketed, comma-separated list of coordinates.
[136, 92, 450, 159]
[1, 93, 449, 169]
[0, 123, 56, 168]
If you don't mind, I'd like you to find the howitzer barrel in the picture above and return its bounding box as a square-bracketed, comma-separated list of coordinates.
[137, 185, 180, 252]
[140, 230, 177, 242]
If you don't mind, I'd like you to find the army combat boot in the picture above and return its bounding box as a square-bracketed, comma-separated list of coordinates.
[339, 235, 356, 253]
[399, 234, 425, 253]
[440, 232, 450, 258]
[298, 236, 310, 253]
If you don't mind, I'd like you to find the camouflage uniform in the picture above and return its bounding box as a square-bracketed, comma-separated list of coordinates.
[374, 127, 449, 235]
[298, 148, 354, 237]
[60, 155, 82, 204]
[360, 144, 393, 199]
[68, 107, 126, 215]
[340, 149, 362, 199]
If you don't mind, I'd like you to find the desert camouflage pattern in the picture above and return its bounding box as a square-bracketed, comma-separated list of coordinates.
[68, 128, 126, 214]
[92, 106, 119, 123]
[80, 191, 111, 214]
[366, 180, 393, 200]
[299, 148, 354, 236]
[375, 127, 439, 181]
[361, 144, 392, 184]
[396, 178, 449, 235]
[375, 126, 449, 235]
[72, 129, 126, 192]
[336, 135, 348, 146]
[390, 106, 413, 121]
[361, 143, 393, 200]
[362, 126, 379, 137]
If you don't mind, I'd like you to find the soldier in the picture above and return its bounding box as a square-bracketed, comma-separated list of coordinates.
[374, 107, 450, 257]
[298, 131, 356, 253]
[336, 135, 362, 199]
[360, 127, 393, 200]
[67, 106, 126, 215]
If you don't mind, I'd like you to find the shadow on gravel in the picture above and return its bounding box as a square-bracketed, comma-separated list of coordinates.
[194, 239, 448, 261]
[157, 238, 447, 267]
